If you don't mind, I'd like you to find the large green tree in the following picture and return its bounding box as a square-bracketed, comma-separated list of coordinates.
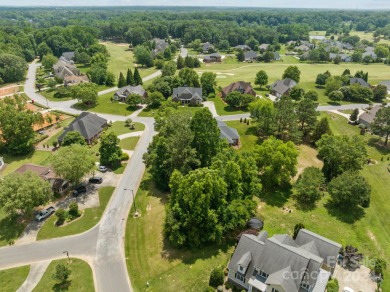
[0, 54, 27, 83]
[117, 72, 126, 87]
[133, 67, 143, 85]
[296, 97, 319, 135]
[255, 136, 298, 188]
[62, 131, 86, 146]
[282, 66, 301, 83]
[51, 144, 95, 184]
[190, 108, 221, 167]
[316, 135, 367, 181]
[161, 61, 177, 77]
[249, 98, 275, 137]
[0, 96, 42, 155]
[165, 169, 226, 247]
[274, 96, 301, 143]
[328, 171, 371, 208]
[126, 93, 142, 107]
[99, 132, 123, 167]
[133, 45, 153, 67]
[371, 106, 390, 145]
[178, 68, 200, 87]
[126, 68, 135, 86]
[373, 84, 388, 102]
[72, 83, 98, 106]
[0, 171, 52, 217]
[255, 70, 268, 88]
[41, 54, 58, 70]
[293, 167, 325, 206]
[200, 72, 217, 96]
[312, 117, 332, 142]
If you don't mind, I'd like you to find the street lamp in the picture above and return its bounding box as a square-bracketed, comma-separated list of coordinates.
[63, 251, 70, 263]
[124, 188, 136, 212]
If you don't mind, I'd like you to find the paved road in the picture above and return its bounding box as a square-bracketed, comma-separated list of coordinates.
[180, 46, 188, 58]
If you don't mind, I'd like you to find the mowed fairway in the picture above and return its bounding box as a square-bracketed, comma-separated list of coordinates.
[102, 42, 157, 78]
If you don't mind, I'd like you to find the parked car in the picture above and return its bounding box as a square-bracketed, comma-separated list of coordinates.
[342, 287, 355, 292]
[89, 177, 103, 184]
[38, 130, 46, 135]
[98, 165, 108, 172]
[72, 185, 87, 197]
[36, 206, 55, 222]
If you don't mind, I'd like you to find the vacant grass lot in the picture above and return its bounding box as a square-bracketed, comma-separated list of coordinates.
[125, 173, 234, 292]
[109, 121, 145, 136]
[103, 42, 157, 78]
[349, 31, 390, 45]
[213, 96, 249, 116]
[33, 258, 94, 292]
[138, 103, 203, 117]
[41, 88, 74, 102]
[86, 92, 137, 116]
[0, 265, 30, 292]
[37, 186, 115, 240]
[119, 137, 140, 151]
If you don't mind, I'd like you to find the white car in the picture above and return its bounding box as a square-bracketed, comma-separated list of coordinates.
[36, 206, 55, 222]
[98, 165, 108, 172]
[342, 287, 355, 292]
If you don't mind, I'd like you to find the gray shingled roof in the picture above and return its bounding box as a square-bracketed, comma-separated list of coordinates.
[244, 50, 258, 60]
[172, 87, 203, 101]
[62, 51, 75, 61]
[58, 112, 107, 142]
[380, 80, 390, 90]
[358, 105, 382, 125]
[265, 266, 297, 292]
[217, 120, 239, 144]
[271, 78, 297, 95]
[114, 85, 146, 99]
[238, 252, 252, 269]
[350, 77, 370, 88]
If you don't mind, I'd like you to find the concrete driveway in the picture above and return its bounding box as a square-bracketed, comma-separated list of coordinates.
[334, 264, 377, 292]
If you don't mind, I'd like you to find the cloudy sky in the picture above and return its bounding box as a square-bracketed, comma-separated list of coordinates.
[2, 0, 390, 9]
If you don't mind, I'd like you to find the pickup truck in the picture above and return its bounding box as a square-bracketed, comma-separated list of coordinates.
[36, 206, 55, 222]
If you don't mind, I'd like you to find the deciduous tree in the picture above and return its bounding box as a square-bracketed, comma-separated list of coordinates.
[373, 84, 388, 102]
[126, 93, 142, 107]
[249, 98, 275, 137]
[282, 66, 301, 83]
[62, 131, 86, 146]
[371, 106, 390, 145]
[72, 83, 98, 106]
[200, 72, 217, 96]
[99, 132, 123, 167]
[133, 45, 153, 67]
[41, 54, 58, 70]
[255, 70, 268, 88]
[293, 167, 325, 206]
[178, 68, 200, 87]
[296, 97, 319, 135]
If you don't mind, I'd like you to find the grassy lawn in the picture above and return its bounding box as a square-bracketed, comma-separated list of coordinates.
[213, 96, 249, 116]
[108, 121, 145, 136]
[0, 265, 30, 292]
[309, 30, 327, 36]
[43, 117, 75, 146]
[113, 163, 127, 174]
[33, 258, 94, 292]
[0, 150, 52, 176]
[349, 30, 390, 45]
[37, 186, 115, 240]
[225, 120, 258, 152]
[125, 172, 234, 292]
[139, 104, 203, 117]
[119, 137, 140, 151]
[85, 92, 138, 116]
[40, 88, 73, 101]
[103, 42, 157, 78]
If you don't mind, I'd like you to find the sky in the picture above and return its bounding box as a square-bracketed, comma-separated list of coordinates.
[2, 0, 390, 9]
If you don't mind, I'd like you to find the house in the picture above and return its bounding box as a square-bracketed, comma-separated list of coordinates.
[58, 112, 108, 145]
[203, 53, 222, 63]
[217, 120, 240, 146]
[273, 52, 281, 61]
[64, 75, 89, 86]
[113, 85, 147, 102]
[362, 51, 377, 59]
[172, 87, 203, 105]
[295, 44, 310, 52]
[358, 105, 382, 128]
[244, 50, 258, 62]
[286, 41, 295, 47]
[270, 78, 297, 98]
[329, 53, 352, 62]
[227, 229, 341, 292]
[62, 51, 75, 62]
[342, 43, 354, 50]
[53, 57, 80, 79]
[151, 38, 168, 57]
[221, 81, 256, 98]
[202, 42, 214, 53]
[365, 46, 375, 52]
[379, 80, 390, 93]
[259, 44, 269, 52]
[14, 164, 69, 194]
[350, 77, 371, 88]
[235, 45, 251, 51]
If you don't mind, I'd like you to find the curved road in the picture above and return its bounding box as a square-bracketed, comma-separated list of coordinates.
[1, 61, 384, 291]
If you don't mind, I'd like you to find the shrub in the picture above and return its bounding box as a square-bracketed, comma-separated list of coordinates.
[52, 141, 58, 148]
[121, 152, 129, 161]
[371, 257, 387, 276]
[326, 278, 339, 292]
[204, 287, 215, 292]
[209, 267, 224, 287]
[68, 202, 79, 218]
[208, 93, 216, 99]
[52, 263, 71, 284]
[125, 118, 133, 125]
[32, 134, 49, 144]
[55, 208, 66, 225]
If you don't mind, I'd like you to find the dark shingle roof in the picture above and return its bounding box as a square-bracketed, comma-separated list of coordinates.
[62, 52, 75, 61]
[172, 87, 203, 101]
[58, 112, 107, 142]
[244, 50, 258, 60]
[358, 105, 382, 125]
[114, 85, 146, 99]
[350, 77, 370, 88]
[222, 81, 256, 97]
[271, 78, 297, 95]
[217, 120, 240, 144]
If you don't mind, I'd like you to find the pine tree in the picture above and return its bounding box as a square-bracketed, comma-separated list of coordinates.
[126, 68, 134, 86]
[117, 72, 126, 88]
[134, 67, 143, 85]
[177, 55, 185, 69]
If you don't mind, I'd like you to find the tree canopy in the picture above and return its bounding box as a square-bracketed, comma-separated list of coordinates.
[62, 131, 87, 146]
[99, 132, 123, 167]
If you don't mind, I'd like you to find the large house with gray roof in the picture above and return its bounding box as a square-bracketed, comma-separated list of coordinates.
[358, 105, 382, 128]
[113, 85, 147, 102]
[350, 77, 370, 88]
[270, 78, 297, 98]
[228, 229, 341, 292]
[58, 112, 107, 145]
[221, 81, 256, 98]
[172, 87, 203, 105]
[217, 120, 240, 146]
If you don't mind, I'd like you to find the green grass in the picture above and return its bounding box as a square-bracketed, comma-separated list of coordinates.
[349, 30, 390, 45]
[225, 120, 258, 152]
[44, 118, 75, 146]
[85, 92, 138, 116]
[37, 186, 115, 240]
[320, 112, 360, 136]
[139, 103, 203, 117]
[40, 88, 73, 101]
[108, 121, 145, 136]
[213, 96, 249, 116]
[0, 150, 52, 176]
[0, 265, 30, 292]
[103, 42, 157, 78]
[119, 137, 140, 151]
[309, 30, 327, 36]
[33, 258, 94, 292]
[113, 163, 127, 174]
[125, 172, 234, 292]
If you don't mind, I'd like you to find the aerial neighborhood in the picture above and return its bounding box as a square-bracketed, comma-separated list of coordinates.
[0, 5, 390, 292]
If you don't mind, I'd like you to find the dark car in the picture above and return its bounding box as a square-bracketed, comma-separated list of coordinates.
[72, 185, 87, 197]
[89, 177, 103, 184]
[36, 206, 55, 222]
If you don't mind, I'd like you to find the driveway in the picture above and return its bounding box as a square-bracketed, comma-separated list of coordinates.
[334, 264, 377, 292]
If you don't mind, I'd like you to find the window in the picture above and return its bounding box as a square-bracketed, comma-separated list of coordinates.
[260, 270, 269, 278]
[271, 288, 280, 292]
[235, 272, 246, 283]
[300, 283, 311, 290]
